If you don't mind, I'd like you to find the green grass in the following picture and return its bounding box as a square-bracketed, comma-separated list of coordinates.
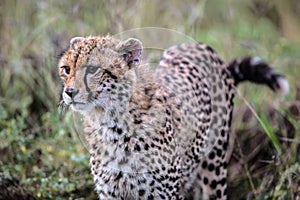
[0, 0, 299, 199]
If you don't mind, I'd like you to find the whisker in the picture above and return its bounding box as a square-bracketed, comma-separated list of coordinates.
[58, 100, 69, 114]
[87, 97, 98, 106]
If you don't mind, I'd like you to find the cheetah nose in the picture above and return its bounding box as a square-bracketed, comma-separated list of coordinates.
[65, 87, 78, 98]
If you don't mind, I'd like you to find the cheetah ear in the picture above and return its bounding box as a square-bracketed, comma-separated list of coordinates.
[117, 38, 143, 67]
[70, 37, 85, 46]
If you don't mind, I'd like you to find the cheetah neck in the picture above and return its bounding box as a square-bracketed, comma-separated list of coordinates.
[80, 67, 167, 173]
[82, 66, 160, 145]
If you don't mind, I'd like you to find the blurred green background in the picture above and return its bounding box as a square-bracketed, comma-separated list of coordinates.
[0, 0, 299, 199]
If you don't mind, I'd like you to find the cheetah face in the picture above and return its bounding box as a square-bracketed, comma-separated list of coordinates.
[57, 36, 142, 111]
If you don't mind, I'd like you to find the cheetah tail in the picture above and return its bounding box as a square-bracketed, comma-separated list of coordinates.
[227, 56, 289, 94]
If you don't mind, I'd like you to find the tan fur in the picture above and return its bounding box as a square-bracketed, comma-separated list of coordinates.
[58, 35, 284, 199]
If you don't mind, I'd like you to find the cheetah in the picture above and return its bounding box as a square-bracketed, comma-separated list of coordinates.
[57, 35, 289, 199]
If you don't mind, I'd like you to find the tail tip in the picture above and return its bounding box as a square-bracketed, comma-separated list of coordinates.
[275, 76, 289, 94]
[250, 56, 262, 66]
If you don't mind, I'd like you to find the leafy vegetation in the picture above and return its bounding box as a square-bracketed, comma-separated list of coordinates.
[0, 0, 299, 199]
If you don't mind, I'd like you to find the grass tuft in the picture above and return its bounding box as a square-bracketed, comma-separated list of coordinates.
[0, 0, 299, 199]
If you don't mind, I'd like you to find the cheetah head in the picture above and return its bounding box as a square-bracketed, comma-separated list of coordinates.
[57, 35, 142, 111]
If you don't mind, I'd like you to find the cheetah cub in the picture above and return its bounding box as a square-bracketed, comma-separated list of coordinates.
[58, 35, 288, 200]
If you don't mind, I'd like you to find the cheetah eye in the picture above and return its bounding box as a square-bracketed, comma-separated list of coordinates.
[61, 66, 70, 75]
[86, 65, 99, 74]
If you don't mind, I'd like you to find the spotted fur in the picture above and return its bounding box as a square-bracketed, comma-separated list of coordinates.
[57, 35, 288, 199]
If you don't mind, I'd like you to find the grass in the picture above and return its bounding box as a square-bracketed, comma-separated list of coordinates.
[0, 0, 299, 199]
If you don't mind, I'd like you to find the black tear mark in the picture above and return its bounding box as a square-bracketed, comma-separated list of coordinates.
[84, 67, 93, 100]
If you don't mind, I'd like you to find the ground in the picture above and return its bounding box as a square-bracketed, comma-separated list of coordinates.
[0, 0, 299, 199]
